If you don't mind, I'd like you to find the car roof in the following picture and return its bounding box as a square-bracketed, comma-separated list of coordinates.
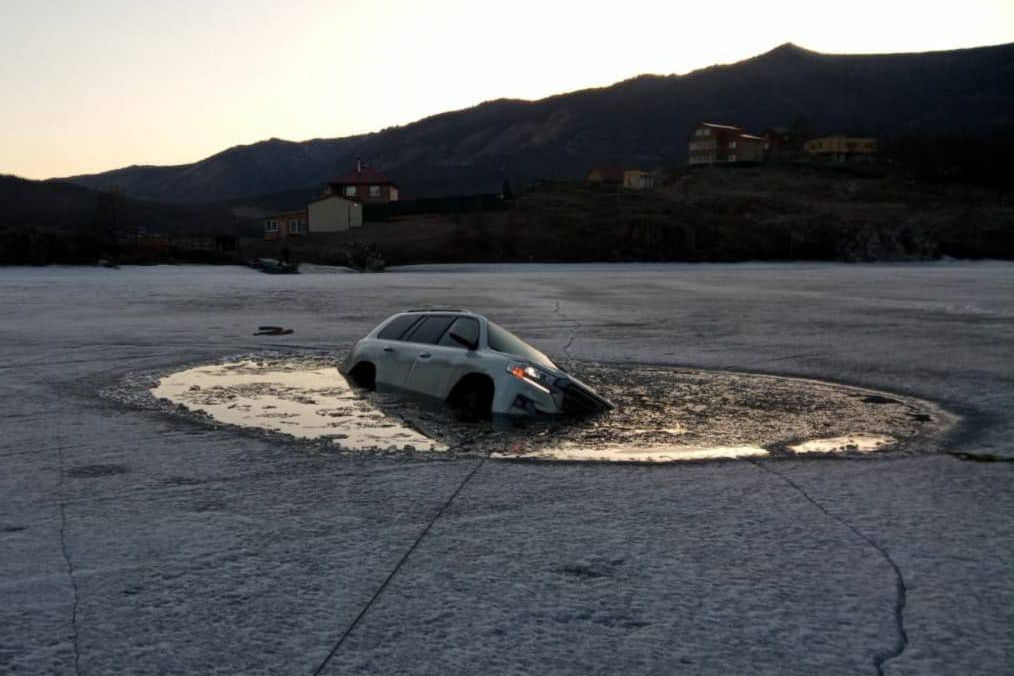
[374, 310, 483, 334]
[403, 308, 476, 314]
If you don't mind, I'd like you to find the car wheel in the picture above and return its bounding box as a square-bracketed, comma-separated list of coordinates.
[347, 362, 376, 391]
[449, 375, 494, 421]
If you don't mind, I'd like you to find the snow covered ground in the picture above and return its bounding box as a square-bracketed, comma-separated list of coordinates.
[1, 262, 1012, 675]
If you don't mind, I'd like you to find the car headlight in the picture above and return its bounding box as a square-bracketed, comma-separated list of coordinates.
[506, 361, 556, 393]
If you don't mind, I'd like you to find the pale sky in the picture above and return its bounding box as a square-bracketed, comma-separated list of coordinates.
[2, 0, 1012, 180]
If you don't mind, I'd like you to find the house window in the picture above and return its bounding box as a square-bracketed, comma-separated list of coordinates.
[344, 186, 357, 197]
[369, 185, 381, 197]
[265, 220, 278, 232]
[288, 220, 301, 234]
[729, 140, 737, 149]
[729, 154, 737, 162]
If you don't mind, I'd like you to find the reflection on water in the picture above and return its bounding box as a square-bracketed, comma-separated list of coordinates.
[493, 444, 768, 463]
[152, 360, 444, 451]
[788, 434, 895, 454]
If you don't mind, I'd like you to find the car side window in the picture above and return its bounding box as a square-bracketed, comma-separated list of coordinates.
[437, 317, 479, 348]
[377, 315, 421, 341]
[403, 316, 455, 344]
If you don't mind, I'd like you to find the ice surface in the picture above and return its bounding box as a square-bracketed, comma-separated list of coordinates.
[1, 262, 1013, 675]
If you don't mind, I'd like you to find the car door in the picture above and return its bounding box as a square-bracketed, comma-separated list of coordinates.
[372, 314, 424, 389]
[397, 315, 456, 395]
[404, 316, 480, 398]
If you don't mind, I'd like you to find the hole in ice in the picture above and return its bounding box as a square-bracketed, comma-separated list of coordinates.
[149, 357, 953, 463]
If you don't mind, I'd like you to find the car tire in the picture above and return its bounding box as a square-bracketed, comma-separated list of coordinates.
[449, 375, 494, 421]
[347, 362, 376, 391]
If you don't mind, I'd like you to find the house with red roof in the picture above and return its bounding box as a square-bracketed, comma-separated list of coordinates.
[688, 122, 766, 165]
[325, 161, 399, 204]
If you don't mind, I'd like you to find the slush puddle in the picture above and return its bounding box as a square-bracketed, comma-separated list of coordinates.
[152, 360, 445, 451]
[788, 434, 895, 454]
[149, 358, 936, 462]
[493, 444, 768, 463]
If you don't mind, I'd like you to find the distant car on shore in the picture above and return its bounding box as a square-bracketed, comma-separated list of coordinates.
[340, 310, 613, 418]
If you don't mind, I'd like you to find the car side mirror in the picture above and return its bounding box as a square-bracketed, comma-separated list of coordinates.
[449, 332, 478, 351]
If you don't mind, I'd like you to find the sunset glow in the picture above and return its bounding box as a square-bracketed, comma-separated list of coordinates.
[2, 0, 1012, 179]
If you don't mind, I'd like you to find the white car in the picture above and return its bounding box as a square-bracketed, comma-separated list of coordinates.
[340, 310, 613, 418]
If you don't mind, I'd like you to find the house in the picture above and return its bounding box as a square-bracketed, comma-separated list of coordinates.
[586, 166, 625, 186]
[763, 126, 807, 157]
[736, 134, 767, 162]
[687, 122, 766, 165]
[804, 137, 878, 162]
[623, 169, 657, 190]
[263, 210, 308, 240]
[308, 195, 363, 233]
[325, 161, 399, 204]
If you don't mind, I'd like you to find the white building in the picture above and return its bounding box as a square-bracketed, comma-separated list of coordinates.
[307, 195, 363, 233]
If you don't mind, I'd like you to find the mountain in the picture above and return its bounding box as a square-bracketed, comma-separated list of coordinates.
[1, 175, 108, 233]
[0, 174, 289, 237]
[63, 137, 362, 205]
[60, 42, 1014, 203]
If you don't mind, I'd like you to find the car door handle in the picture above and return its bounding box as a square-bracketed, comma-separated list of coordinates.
[418, 353, 431, 359]
[383, 347, 395, 353]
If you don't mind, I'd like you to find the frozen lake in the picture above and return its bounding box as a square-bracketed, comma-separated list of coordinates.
[2, 262, 1013, 675]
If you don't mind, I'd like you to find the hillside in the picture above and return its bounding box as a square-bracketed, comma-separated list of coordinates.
[0, 175, 108, 233]
[0, 174, 323, 236]
[61, 42, 1014, 203]
[244, 164, 1014, 265]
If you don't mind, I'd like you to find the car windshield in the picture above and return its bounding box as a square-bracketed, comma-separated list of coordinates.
[486, 321, 556, 368]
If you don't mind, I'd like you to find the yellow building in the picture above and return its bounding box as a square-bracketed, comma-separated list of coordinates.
[804, 137, 878, 162]
[586, 166, 624, 186]
[587, 166, 656, 189]
[623, 169, 656, 190]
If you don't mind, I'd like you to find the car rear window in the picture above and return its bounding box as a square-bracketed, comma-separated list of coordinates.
[437, 317, 479, 348]
[403, 316, 456, 344]
[377, 314, 421, 341]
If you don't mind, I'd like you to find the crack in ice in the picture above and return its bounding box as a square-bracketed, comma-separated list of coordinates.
[736, 351, 831, 369]
[57, 432, 82, 676]
[311, 455, 489, 675]
[749, 459, 908, 676]
[948, 451, 1014, 463]
[553, 301, 578, 362]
